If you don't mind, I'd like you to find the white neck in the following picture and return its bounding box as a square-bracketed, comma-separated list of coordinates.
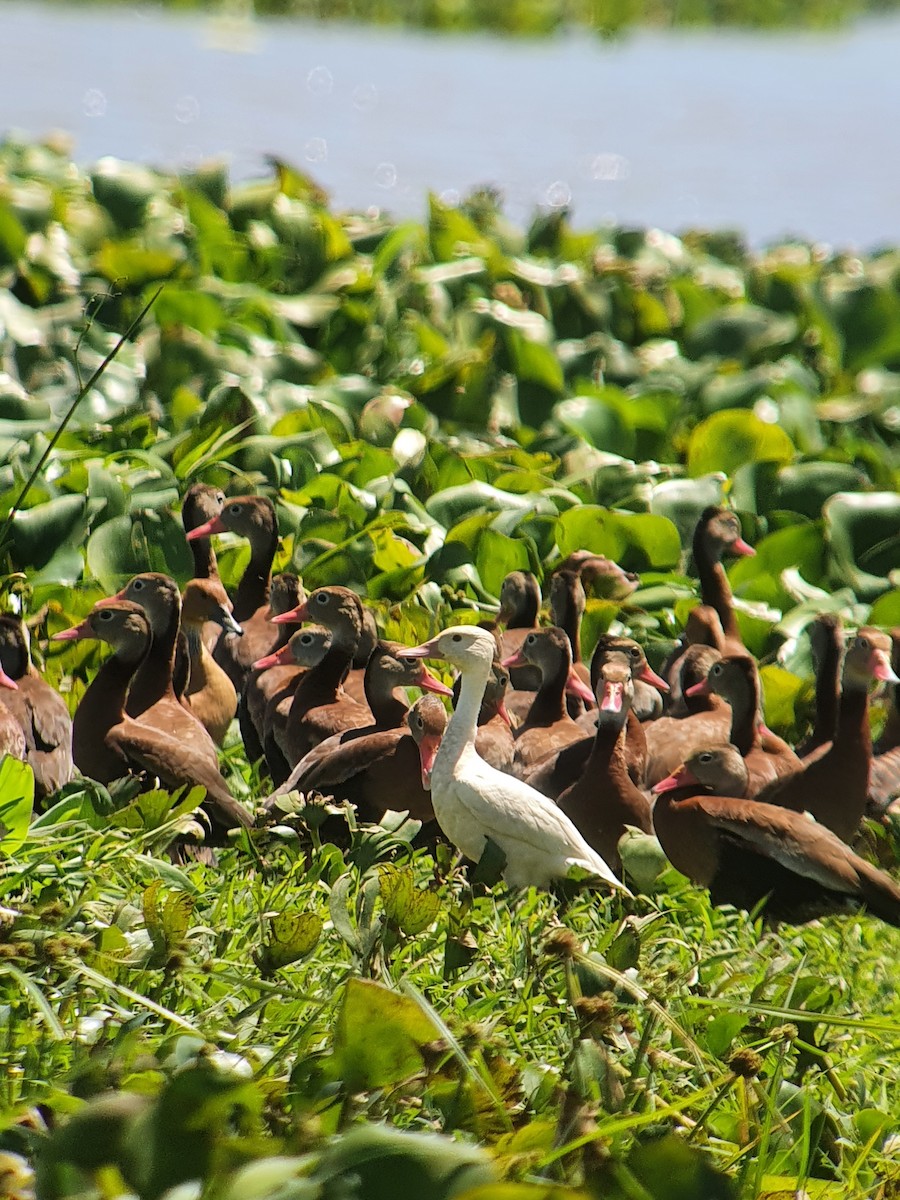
[432, 653, 491, 788]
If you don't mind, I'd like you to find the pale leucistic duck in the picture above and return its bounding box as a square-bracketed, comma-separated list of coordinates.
[690, 506, 755, 656]
[99, 573, 220, 774]
[398, 626, 626, 892]
[186, 494, 281, 690]
[53, 603, 251, 837]
[271, 641, 453, 809]
[180, 579, 243, 745]
[451, 663, 517, 772]
[795, 613, 843, 762]
[686, 654, 801, 794]
[756, 629, 899, 843]
[643, 646, 732, 787]
[651, 745, 900, 927]
[0, 615, 72, 800]
[502, 626, 594, 774]
[557, 654, 653, 877]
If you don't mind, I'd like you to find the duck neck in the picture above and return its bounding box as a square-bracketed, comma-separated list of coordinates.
[527, 655, 569, 727]
[554, 593, 582, 664]
[810, 632, 842, 748]
[696, 552, 741, 644]
[834, 678, 871, 758]
[438, 655, 491, 778]
[234, 520, 277, 620]
[126, 605, 179, 716]
[728, 674, 760, 758]
[289, 641, 353, 715]
[79, 645, 143, 733]
[190, 537, 219, 582]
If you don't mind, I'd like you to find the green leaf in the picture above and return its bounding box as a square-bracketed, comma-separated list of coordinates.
[824, 491, 900, 601]
[687, 409, 794, 478]
[0, 757, 35, 854]
[556, 507, 681, 573]
[86, 510, 194, 592]
[257, 910, 323, 973]
[333, 978, 439, 1090]
[627, 1133, 737, 1199]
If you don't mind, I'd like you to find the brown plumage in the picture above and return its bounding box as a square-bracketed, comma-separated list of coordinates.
[688, 654, 801, 794]
[692, 506, 755, 655]
[503, 626, 593, 773]
[180, 579, 242, 745]
[181, 482, 225, 582]
[0, 615, 72, 800]
[756, 629, 897, 843]
[557, 655, 653, 877]
[796, 613, 843, 762]
[473, 664, 516, 772]
[100, 573, 220, 774]
[652, 765, 900, 927]
[187, 495, 281, 691]
[875, 629, 900, 755]
[54, 603, 250, 836]
[240, 573, 305, 765]
[643, 646, 732, 787]
[489, 571, 542, 695]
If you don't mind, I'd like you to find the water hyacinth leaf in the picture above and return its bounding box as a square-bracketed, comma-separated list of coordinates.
[380, 866, 441, 935]
[9, 494, 88, 572]
[729, 523, 826, 609]
[258, 910, 324, 973]
[142, 879, 194, 963]
[333, 977, 438, 1090]
[0, 758, 35, 854]
[554, 392, 635, 458]
[556, 507, 681, 573]
[0, 199, 28, 268]
[86, 510, 194, 592]
[650, 475, 726, 551]
[626, 1133, 737, 1199]
[868, 589, 900, 626]
[687, 409, 794, 478]
[823, 491, 900, 600]
[775, 461, 870, 519]
[314, 1124, 497, 1200]
[687, 304, 797, 360]
[759, 664, 807, 736]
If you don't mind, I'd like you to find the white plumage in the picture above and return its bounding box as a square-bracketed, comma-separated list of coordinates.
[398, 626, 626, 892]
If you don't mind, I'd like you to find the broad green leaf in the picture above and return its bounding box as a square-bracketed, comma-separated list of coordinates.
[556, 507, 681, 572]
[86, 510, 194, 591]
[824, 491, 900, 600]
[333, 977, 438, 1090]
[0, 757, 35, 854]
[687, 409, 794, 478]
[257, 910, 324, 973]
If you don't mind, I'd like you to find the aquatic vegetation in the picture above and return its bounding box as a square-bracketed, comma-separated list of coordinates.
[1, 137, 900, 1198]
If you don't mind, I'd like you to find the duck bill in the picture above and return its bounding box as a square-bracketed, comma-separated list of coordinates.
[685, 678, 711, 699]
[94, 588, 126, 608]
[652, 764, 699, 795]
[186, 514, 227, 541]
[417, 733, 441, 790]
[213, 607, 243, 637]
[496, 699, 513, 728]
[500, 649, 527, 669]
[731, 536, 756, 557]
[639, 663, 670, 693]
[600, 680, 624, 713]
[397, 637, 442, 661]
[252, 644, 293, 671]
[565, 669, 596, 707]
[52, 618, 92, 643]
[270, 599, 309, 625]
[414, 664, 454, 697]
[873, 650, 900, 684]
[0, 665, 18, 691]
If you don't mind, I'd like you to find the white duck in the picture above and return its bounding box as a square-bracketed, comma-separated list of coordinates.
[398, 626, 626, 892]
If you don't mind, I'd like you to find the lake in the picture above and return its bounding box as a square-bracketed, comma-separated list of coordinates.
[2, 2, 899, 246]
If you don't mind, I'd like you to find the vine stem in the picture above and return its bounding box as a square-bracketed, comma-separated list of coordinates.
[0, 284, 164, 554]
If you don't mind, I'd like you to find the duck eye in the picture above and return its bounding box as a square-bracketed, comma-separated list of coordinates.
[229, 503, 241, 515]
[698, 753, 712, 764]
[215, 492, 225, 505]
[630, 646, 640, 659]
[452, 634, 462, 642]
[316, 593, 328, 605]
[132, 579, 144, 591]
[711, 663, 723, 675]
[98, 610, 113, 621]
[301, 634, 312, 644]
[857, 636, 870, 650]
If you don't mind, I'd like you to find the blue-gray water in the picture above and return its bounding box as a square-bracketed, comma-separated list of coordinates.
[3, 2, 899, 246]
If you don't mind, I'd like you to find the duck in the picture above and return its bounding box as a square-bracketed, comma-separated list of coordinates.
[269, 658, 453, 823]
[796, 613, 843, 762]
[555, 550, 639, 601]
[651, 751, 900, 927]
[239, 573, 305, 765]
[180, 482, 226, 583]
[643, 646, 732, 787]
[662, 605, 727, 701]
[260, 587, 372, 771]
[397, 626, 626, 892]
[556, 654, 653, 877]
[588, 633, 669, 728]
[0, 614, 72, 800]
[409, 693, 449, 791]
[755, 629, 898, 842]
[186, 494, 281, 690]
[472, 663, 516, 773]
[270, 641, 453, 806]
[686, 654, 801, 793]
[53, 603, 251, 837]
[99, 573, 221, 773]
[255, 624, 334, 778]
[691, 506, 755, 656]
[501, 626, 594, 773]
[0, 677, 27, 764]
[875, 629, 900, 755]
[179, 579, 243, 745]
[489, 571, 542, 696]
[271, 589, 379, 709]
[653, 744, 751, 799]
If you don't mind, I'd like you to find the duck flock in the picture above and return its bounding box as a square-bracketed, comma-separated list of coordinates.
[5, 486, 900, 927]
